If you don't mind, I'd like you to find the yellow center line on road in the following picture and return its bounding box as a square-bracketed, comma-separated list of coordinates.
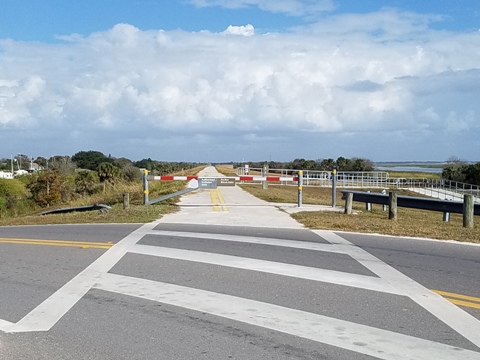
[444, 298, 480, 310]
[209, 188, 229, 212]
[0, 237, 478, 310]
[0, 237, 113, 250]
[209, 189, 220, 212]
[433, 290, 480, 310]
[215, 188, 229, 212]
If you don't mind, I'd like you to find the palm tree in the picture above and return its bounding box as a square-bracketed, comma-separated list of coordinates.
[98, 162, 123, 193]
[75, 170, 98, 196]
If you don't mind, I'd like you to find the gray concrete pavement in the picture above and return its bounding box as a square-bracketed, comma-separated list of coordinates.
[2, 167, 479, 359]
[159, 166, 342, 228]
[2, 223, 480, 359]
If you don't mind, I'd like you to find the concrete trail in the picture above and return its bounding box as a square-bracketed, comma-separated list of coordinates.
[158, 166, 313, 229]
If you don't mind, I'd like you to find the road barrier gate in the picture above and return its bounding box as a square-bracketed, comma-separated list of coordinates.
[142, 171, 301, 206]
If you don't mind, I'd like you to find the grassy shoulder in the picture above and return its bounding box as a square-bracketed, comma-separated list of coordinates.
[0, 167, 207, 226]
[3, 164, 478, 244]
[240, 184, 480, 243]
[0, 203, 177, 226]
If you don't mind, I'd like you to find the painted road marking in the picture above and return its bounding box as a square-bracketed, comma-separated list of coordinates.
[4, 233, 476, 307]
[1, 227, 479, 358]
[130, 244, 403, 295]
[433, 290, 480, 310]
[150, 229, 346, 254]
[148, 230, 480, 309]
[215, 189, 229, 212]
[1, 222, 159, 333]
[4, 233, 475, 309]
[95, 273, 480, 360]
[0, 237, 113, 249]
[315, 230, 480, 349]
[209, 189, 220, 212]
[209, 188, 228, 212]
[446, 298, 480, 310]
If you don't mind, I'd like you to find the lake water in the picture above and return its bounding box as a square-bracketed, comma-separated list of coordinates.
[375, 166, 443, 174]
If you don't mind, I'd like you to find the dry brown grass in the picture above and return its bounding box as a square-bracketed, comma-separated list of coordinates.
[0, 167, 208, 227]
[386, 171, 441, 180]
[0, 177, 188, 226]
[240, 184, 480, 243]
[214, 164, 236, 176]
[0, 202, 177, 226]
[3, 164, 478, 243]
[215, 164, 264, 176]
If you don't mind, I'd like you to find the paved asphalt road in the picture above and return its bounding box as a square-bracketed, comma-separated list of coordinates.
[0, 167, 479, 359]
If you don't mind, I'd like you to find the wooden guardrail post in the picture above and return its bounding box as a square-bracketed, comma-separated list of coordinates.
[262, 164, 269, 190]
[463, 194, 474, 228]
[123, 193, 130, 209]
[389, 191, 398, 220]
[344, 193, 353, 214]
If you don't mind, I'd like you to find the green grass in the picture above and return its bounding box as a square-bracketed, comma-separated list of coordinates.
[0, 167, 204, 226]
[2, 165, 478, 243]
[386, 171, 440, 180]
[0, 202, 177, 226]
[239, 184, 479, 243]
[217, 166, 479, 243]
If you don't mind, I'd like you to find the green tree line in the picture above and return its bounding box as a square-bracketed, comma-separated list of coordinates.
[0, 150, 202, 218]
[442, 161, 480, 186]
[234, 157, 375, 172]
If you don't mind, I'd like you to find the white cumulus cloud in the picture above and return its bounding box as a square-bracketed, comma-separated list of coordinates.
[223, 24, 255, 36]
[1, 10, 479, 161]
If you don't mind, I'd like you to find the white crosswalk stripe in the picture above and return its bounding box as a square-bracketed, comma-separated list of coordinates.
[1, 222, 480, 359]
[130, 244, 403, 295]
[95, 273, 480, 360]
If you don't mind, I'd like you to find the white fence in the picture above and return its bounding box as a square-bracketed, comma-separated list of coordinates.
[235, 167, 389, 187]
[234, 167, 480, 202]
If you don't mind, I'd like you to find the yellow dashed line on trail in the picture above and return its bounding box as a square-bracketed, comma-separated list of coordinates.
[0, 237, 113, 250]
[210, 189, 229, 212]
[210, 189, 220, 212]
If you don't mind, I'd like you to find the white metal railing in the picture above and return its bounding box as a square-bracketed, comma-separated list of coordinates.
[392, 179, 480, 202]
[235, 167, 389, 187]
[234, 167, 480, 202]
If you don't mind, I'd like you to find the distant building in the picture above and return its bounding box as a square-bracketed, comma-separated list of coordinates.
[29, 162, 40, 172]
[15, 170, 29, 176]
[0, 171, 14, 180]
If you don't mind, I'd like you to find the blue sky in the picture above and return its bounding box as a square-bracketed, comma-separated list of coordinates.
[2, 0, 479, 42]
[1, 0, 479, 162]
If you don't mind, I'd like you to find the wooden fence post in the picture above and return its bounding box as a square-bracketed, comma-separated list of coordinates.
[463, 194, 474, 228]
[344, 193, 353, 214]
[389, 191, 397, 220]
[123, 193, 130, 210]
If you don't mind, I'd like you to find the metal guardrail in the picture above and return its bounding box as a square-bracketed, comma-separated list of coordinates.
[341, 190, 480, 216]
[235, 167, 480, 202]
[40, 204, 112, 215]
